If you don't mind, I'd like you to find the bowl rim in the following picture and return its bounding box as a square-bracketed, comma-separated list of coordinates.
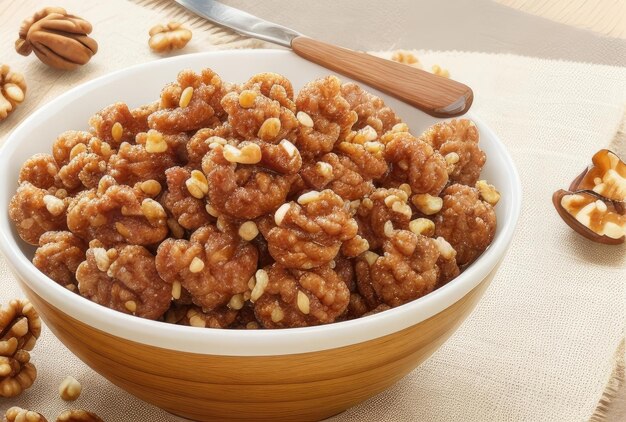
[0, 49, 521, 356]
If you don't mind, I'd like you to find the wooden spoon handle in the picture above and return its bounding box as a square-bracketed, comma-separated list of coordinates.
[291, 36, 473, 118]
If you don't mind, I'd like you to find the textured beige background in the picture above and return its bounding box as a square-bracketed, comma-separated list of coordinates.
[0, 1, 625, 421]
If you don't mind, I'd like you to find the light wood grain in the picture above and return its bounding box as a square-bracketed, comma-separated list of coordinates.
[496, 0, 626, 39]
[291, 37, 473, 118]
[15, 267, 498, 421]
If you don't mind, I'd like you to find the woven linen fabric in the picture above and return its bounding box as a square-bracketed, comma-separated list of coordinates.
[1, 0, 625, 419]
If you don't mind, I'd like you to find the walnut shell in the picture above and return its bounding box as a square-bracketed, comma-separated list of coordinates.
[15, 7, 98, 70]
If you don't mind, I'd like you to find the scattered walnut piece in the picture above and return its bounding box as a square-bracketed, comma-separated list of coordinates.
[56, 410, 103, 422]
[0, 299, 41, 398]
[15, 7, 97, 70]
[5, 407, 48, 422]
[59, 375, 82, 401]
[149, 21, 192, 52]
[553, 189, 625, 244]
[0, 64, 27, 120]
[390, 50, 422, 68]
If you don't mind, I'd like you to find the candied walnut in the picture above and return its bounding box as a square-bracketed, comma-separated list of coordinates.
[33, 231, 86, 288]
[76, 245, 171, 319]
[253, 138, 302, 175]
[253, 264, 350, 328]
[56, 410, 103, 422]
[9, 182, 68, 245]
[419, 119, 485, 186]
[161, 167, 213, 231]
[130, 101, 159, 130]
[149, 68, 232, 133]
[302, 153, 374, 200]
[202, 145, 296, 219]
[186, 123, 233, 165]
[58, 137, 113, 190]
[355, 188, 413, 250]
[340, 82, 400, 135]
[335, 134, 388, 180]
[260, 190, 359, 269]
[382, 131, 448, 195]
[4, 407, 47, 422]
[296, 75, 357, 156]
[222, 75, 298, 142]
[371, 229, 440, 307]
[19, 153, 59, 189]
[156, 225, 258, 311]
[243, 72, 295, 110]
[180, 305, 238, 329]
[434, 184, 496, 266]
[107, 131, 185, 185]
[89, 102, 147, 147]
[66, 177, 168, 246]
[52, 131, 96, 167]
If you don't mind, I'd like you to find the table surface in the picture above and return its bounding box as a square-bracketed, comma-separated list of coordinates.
[1, 0, 624, 420]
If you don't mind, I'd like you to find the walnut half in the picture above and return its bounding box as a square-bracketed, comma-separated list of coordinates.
[15, 7, 98, 70]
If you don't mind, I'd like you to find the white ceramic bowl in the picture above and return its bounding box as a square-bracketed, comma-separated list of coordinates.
[0, 50, 521, 421]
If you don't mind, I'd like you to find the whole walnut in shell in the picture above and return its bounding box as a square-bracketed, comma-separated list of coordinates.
[15, 7, 98, 70]
[0, 64, 27, 120]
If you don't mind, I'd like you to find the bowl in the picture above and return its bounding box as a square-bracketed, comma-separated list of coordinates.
[0, 50, 521, 421]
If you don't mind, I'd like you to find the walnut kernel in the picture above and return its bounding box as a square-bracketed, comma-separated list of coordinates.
[149, 22, 192, 52]
[0, 65, 27, 120]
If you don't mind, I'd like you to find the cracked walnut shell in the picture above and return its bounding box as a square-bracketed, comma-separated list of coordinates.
[15, 7, 98, 70]
[149, 22, 192, 52]
[0, 65, 26, 120]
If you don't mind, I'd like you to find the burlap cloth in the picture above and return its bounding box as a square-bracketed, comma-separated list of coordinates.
[0, 0, 625, 420]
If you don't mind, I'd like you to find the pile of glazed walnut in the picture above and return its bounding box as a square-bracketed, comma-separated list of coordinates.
[9, 70, 499, 329]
